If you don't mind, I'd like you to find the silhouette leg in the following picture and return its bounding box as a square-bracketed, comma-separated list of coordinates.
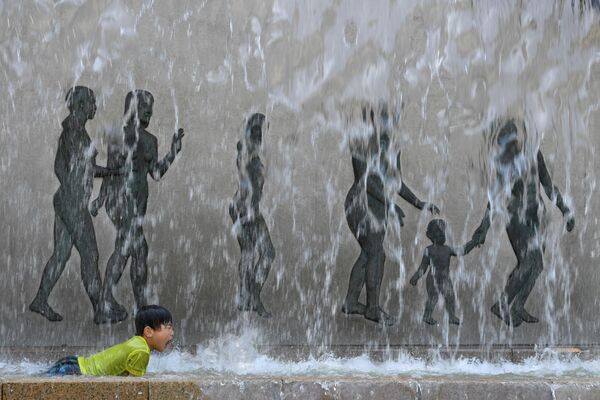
[491, 225, 528, 326]
[511, 249, 543, 323]
[238, 250, 254, 311]
[422, 274, 438, 325]
[101, 249, 129, 312]
[237, 222, 255, 312]
[95, 224, 131, 324]
[363, 234, 395, 326]
[251, 224, 274, 317]
[30, 215, 73, 321]
[131, 229, 149, 310]
[342, 249, 367, 315]
[70, 212, 108, 322]
[440, 278, 460, 325]
[491, 263, 527, 327]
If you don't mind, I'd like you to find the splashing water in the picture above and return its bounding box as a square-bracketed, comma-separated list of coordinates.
[2, 331, 600, 378]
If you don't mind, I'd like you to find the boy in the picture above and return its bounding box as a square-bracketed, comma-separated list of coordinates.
[47, 305, 173, 376]
[410, 219, 479, 325]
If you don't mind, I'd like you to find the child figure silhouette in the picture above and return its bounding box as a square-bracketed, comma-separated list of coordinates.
[410, 219, 479, 325]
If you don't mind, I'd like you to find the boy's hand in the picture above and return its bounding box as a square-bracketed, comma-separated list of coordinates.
[409, 275, 419, 286]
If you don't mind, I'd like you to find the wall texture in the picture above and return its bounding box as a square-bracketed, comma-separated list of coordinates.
[0, 0, 599, 348]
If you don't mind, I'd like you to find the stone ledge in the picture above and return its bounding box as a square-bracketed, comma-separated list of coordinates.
[1, 376, 600, 399]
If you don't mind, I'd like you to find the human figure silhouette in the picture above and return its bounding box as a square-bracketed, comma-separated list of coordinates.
[472, 119, 575, 327]
[30, 86, 121, 323]
[229, 113, 275, 318]
[91, 90, 184, 324]
[342, 104, 439, 326]
[410, 219, 478, 325]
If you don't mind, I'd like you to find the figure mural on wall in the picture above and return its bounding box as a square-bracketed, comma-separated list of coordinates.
[410, 219, 479, 325]
[472, 119, 575, 327]
[342, 103, 439, 326]
[30, 86, 122, 323]
[229, 113, 275, 318]
[90, 90, 185, 324]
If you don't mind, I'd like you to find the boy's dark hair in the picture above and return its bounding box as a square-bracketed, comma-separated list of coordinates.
[135, 305, 172, 336]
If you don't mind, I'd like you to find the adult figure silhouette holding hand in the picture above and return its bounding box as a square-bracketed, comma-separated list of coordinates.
[30, 86, 120, 323]
[472, 119, 575, 327]
[91, 90, 184, 323]
[342, 103, 439, 326]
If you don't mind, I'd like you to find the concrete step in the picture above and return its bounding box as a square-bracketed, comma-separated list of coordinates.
[2, 376, 600, 400]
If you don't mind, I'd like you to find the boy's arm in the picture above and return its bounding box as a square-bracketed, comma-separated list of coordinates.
[151, 129, 184, 180]
[125, 349, 150, 377]
[410, 250, 430, 286]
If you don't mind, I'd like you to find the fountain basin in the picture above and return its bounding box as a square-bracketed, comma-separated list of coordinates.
[2, 346, 600, 399]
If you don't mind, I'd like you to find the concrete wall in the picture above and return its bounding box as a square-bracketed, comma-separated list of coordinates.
[3, 376, 600, 400]
[1, 0, 599, 347]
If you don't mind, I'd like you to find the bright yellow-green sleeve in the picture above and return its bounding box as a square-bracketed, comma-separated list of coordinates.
[126, 349, 150, 376]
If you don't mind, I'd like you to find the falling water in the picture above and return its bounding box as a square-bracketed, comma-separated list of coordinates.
[0, 0, 599, 376]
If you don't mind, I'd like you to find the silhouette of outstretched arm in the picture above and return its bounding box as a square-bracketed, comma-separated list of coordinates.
[398, 183, 440, 214]
[472, 203, 491, 245]
[90, 142, 124, 216]
[537, 151, 575, 231]
[151, 129, 184, 180]
[410, 249, 430, 285]
[452, 239, 479, 257]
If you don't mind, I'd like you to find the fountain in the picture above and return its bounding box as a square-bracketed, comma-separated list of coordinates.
[1, 0, 600, 398]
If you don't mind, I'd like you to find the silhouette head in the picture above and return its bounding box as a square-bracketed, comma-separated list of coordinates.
[65, 86, 96, 120]
[426, 219, 447, 245]
[245, 113, 265, 153]
[496, 120, 521, 163]
[124, 90, 154, 128]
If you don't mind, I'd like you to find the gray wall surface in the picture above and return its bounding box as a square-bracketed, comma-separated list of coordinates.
[1, 0, 599, 348]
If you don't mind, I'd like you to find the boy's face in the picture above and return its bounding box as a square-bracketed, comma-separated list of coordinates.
[144, 323, 174, 352]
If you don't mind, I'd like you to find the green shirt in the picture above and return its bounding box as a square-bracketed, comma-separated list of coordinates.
[78, 336, 150, 376]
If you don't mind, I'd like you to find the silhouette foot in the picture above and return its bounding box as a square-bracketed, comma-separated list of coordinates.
[449, 315, 461, 325]
[364, 307, 396, 326]
[516, 308, 539, 323]
[491, 302, 522, 327]
[93, 304, 128, 325]
[29, 299, 63, 322]
[341, 302, 366, 315]
[423, 315, 438, 325]
[510, 310, 523, 327]
[237, 294, 252, 311]
[491, 302, 509, 324]
[106, 295, 127, 316]
[252, 298, 271, 318]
